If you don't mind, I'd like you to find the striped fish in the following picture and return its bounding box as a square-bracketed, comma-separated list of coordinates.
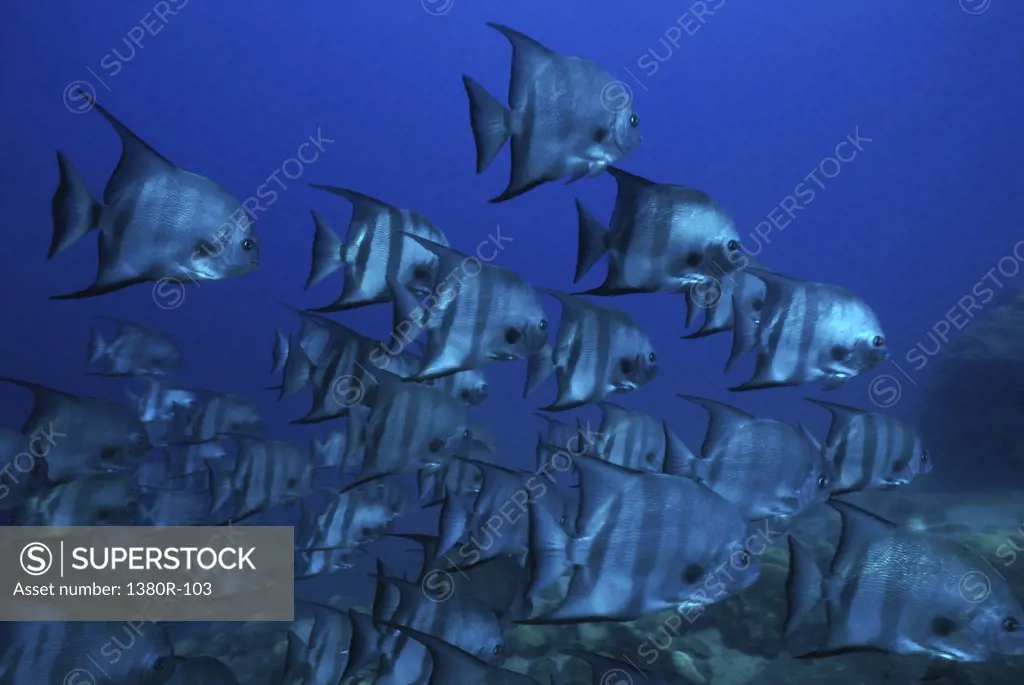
[165, 389, 261, 442]
[0, 377, 150, 482]
[590, 402, 669, 472]
[786, 501, 1024, 660]
[673, 395, 830, 521]
[0, 621, 176, 685]
[391, 233, 549, 381]
[209, 435, 314, 523]
[48, 91, 259, 300]
[281, 602, 351, 685]
[18, 473, 139, 525]
[371, 572, 506, 664]
[295, 480, 408, 578]
[522, 455, 757, 623]
[574, 167, 744, 295]
[343, 372, 472, 490]
[305, 185, 449, 311]
[0, 427, 50, 511]
[526, 291, 657, 411]
[127, 377, 196, 424]
[463, 23, 642, 204]
[87, 316, 182, 377]
[729, 268, 888, 391]
[806, 398, 932, 495]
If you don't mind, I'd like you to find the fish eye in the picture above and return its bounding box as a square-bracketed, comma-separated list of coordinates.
[629, 113, 639, 128]
[921, 450, 929, 462]
[684, 252, 702, 268]
[751, 298, 764, 312]
[872, 335, 885, 348]
[538, 319, 548, 331]
[429, 438, 446, 453]
[1004, 617, 1020, 632]
[560, 515, 567, 525]
[360, 526, 373, 537]
[619, 359, 633, 374]
[241, 238, 255, 251]
[726, 240, 740, 251]
[648, 352, 656, 364]
[413, 265, 431, 279]
[493, 644, 505, 655]
[479, 383, 489, 393]
[504, 327, 521, 344]
[738, 550, 751, 565]
[463, 429, 472, 439]
[153, 657, 168, 671]
[817, 475, 829, 489]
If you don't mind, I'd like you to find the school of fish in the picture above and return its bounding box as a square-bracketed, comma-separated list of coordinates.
[1, 19, 1021, 685]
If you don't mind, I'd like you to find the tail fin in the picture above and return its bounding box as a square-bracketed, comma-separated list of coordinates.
[784, 535, 823, 638]
[306, 210, 346, 289]
[462, 75, 511, 174]
[50, 151, 102, 258]
[573, 199, 609, 284]
[279, 336, 313, 400]
[270, 329, 289, 374]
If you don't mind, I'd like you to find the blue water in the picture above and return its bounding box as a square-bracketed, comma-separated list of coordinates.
[1, 0, 1022, 658]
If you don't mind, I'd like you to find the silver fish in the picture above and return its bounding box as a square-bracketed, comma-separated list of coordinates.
[87, 317, 182, 376]
[166, 390, 261, 442]
[463, 23, 643, 202]
[49, 91, 258, 299]
[575, 167, 743, 295]
[391, 232, 548, 381]
[0, 621, 175, 685]
[523, 455, 757, 623]
[126, 378, 196, 424]
[526, 291, 657, 411]
[786, 501, 1024, 661]
[674, 395, 830, 521]
[209, 435, 314, 522]
[589, 402, 670, 472]
[806, 398, 932, 495]
[729, 268, 888, 391]
[19, 473, 139, 526]
[0, 377, 150, 481]
[344, 372, 472, 489]
[296, 480, 408, 577]
[305, 185, 450, 311]
[372, 571, 506, 664]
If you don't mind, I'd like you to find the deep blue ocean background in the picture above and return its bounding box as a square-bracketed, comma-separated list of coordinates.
[1, 0, 1022, 606]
